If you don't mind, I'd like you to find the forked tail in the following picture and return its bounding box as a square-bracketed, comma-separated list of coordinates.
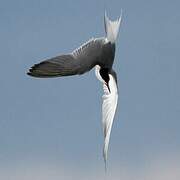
[104, 10, 122, 43]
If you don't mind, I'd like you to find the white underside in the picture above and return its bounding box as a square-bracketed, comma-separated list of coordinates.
[95, 65, 118, 167]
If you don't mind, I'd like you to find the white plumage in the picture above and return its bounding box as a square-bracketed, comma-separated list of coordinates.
[104, 10, 122, 43]
[95, 65, 118, 168]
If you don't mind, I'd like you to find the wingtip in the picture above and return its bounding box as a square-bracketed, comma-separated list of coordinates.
[104, 161, 107, 173]
[26, 66, 39, 78]
[26, 63, 45, 78]
[27, 67, 33, 76]
[27, 70, 35, 77]
[103, 146, 108, 172]
[27, 65, 35, 77]
[27, 71, 35, 77]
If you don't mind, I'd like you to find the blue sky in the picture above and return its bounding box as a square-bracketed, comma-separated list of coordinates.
[0, 0, 180, 179]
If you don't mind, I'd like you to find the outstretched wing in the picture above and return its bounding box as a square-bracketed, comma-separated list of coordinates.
[27, 38, 104, 77]
[95, 66, 118, 169]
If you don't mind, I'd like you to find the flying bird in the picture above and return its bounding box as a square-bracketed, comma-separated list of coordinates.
[27, 11, 122, 169]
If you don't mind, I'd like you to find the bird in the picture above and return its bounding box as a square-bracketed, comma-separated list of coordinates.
[27, 11, 122, 169]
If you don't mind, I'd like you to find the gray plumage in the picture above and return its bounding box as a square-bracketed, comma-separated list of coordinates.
[27, 38, 115, 77]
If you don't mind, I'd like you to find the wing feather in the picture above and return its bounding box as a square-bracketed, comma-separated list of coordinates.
[27, 38, 104, 77]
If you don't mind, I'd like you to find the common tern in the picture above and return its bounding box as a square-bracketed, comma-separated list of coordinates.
[27, 11, 122, 169]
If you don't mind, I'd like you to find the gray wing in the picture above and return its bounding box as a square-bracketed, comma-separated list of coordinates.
[27, 38, 104, 78]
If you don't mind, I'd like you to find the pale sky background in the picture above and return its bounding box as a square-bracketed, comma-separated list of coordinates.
[0, 0, 180, 179]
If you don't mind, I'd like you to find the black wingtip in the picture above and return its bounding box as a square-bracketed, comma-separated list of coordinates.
[26, 63, 42, 77]
[27, 71, 32, 76]
[26, 66, 38, 77]
[26, 66, 35, 76]
[26, 70, 41, 78]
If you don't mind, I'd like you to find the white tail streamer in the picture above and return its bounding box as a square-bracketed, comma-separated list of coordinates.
[104, 10, 122, 43]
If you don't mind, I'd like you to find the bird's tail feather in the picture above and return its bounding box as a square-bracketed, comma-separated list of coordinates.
[104, 10, 122, 43]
